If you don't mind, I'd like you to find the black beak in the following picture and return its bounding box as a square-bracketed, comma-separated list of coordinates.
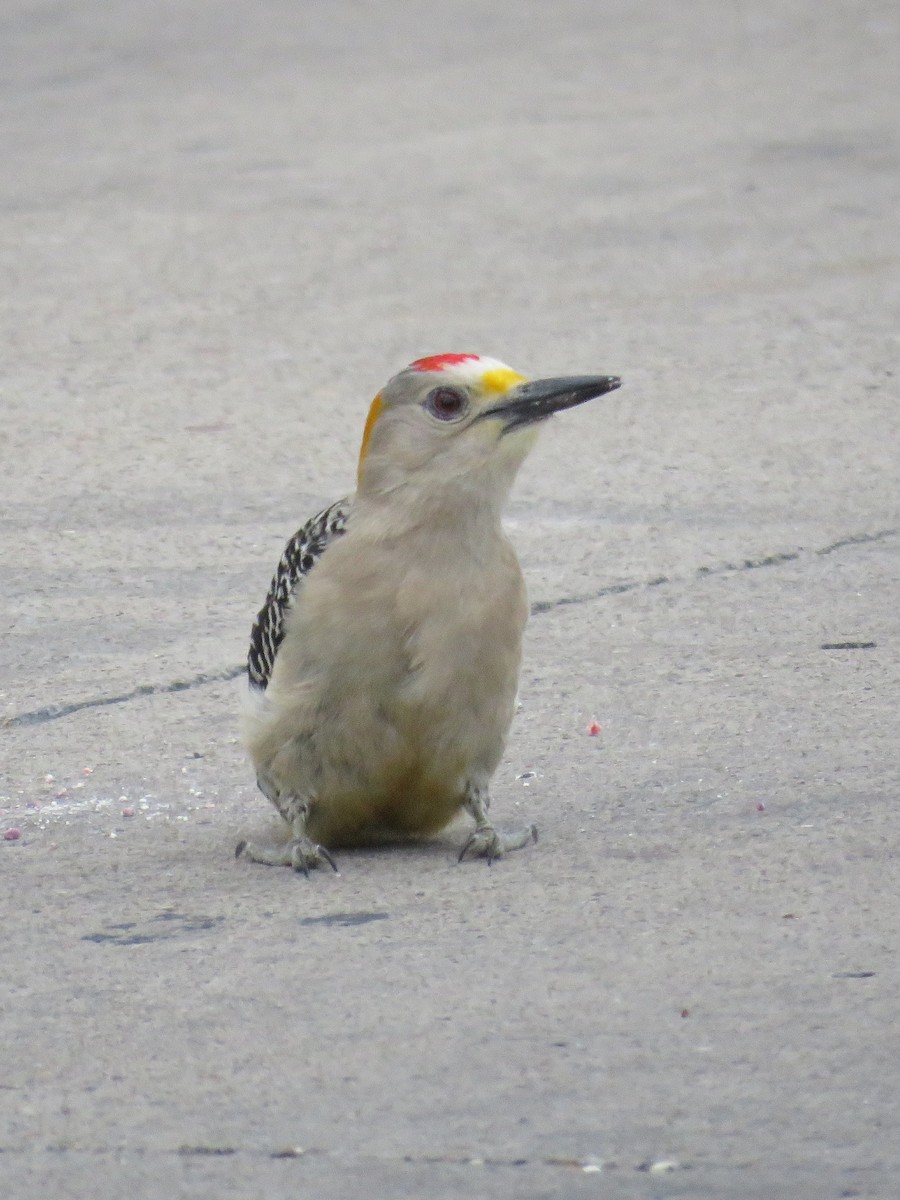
[480, 374, 622, 433]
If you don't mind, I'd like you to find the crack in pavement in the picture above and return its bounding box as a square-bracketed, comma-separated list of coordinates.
[530, 526, 896, 614]
[4, 527, 896, 730]
[0, 1142, 664, 1172]
[2, 665, 246, 730]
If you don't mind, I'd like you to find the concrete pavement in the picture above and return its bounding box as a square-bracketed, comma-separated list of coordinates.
[2, 1, 899, 1195]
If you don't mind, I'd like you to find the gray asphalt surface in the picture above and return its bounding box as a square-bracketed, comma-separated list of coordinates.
[2, 1, 899, 1196]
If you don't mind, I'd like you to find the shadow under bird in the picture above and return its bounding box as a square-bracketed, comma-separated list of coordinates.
[237, 353, 621, 874]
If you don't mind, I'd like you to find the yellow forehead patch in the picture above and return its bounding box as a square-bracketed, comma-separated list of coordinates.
[480, 366, 526, 395]
[357, 392, 384, 484]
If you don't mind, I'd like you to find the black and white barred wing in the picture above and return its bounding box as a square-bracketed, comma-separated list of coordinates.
[247, 497, 351, 689]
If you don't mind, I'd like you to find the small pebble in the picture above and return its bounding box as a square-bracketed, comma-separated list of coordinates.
[587, 720, 602, 736]
[122, 807, 136, 818]
[4, 828, 22, 841]
[756, 801, 766, 812]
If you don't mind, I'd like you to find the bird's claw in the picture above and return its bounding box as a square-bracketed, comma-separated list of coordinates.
[458, 823, 538, 865]
[235, 837, 339, 875]
[290, 838, 339, 876]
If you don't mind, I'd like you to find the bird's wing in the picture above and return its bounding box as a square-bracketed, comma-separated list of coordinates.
[247, 497, 351, 689]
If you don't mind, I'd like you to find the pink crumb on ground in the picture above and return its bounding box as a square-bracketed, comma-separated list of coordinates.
[587, 721, 602, 736]
[756, 801, 766, 812]
[4, 828, 22, 841]
[121, 807, 136, 818]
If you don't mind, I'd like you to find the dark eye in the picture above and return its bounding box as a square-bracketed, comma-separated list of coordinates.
[424, 386, 468, 422]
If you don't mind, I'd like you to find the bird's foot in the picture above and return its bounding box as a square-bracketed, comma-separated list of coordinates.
[458, 822, 538, 865]
[235, 837, 338, 876]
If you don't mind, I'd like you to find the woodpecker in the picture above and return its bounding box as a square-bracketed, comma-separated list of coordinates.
[237, 353, 621, 873]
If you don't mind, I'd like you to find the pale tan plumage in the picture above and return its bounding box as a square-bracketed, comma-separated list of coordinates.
[238, 354, 620, 873]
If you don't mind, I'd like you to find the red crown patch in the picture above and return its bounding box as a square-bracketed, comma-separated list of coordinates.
[409, 353, 480, 373]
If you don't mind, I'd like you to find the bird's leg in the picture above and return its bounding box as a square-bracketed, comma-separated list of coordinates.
[236, 786, 338, 876]
[457, 783, 538, 865]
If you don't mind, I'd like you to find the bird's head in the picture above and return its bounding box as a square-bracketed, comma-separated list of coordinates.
[356, 353, 620, 510]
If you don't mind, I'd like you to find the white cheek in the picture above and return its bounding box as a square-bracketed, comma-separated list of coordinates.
[502, 424, 541, 457]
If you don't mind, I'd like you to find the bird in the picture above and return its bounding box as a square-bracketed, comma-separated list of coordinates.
[237, 353, 621, 873]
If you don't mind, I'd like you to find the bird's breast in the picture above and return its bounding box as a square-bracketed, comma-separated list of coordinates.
[262, 518, 528, 838]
